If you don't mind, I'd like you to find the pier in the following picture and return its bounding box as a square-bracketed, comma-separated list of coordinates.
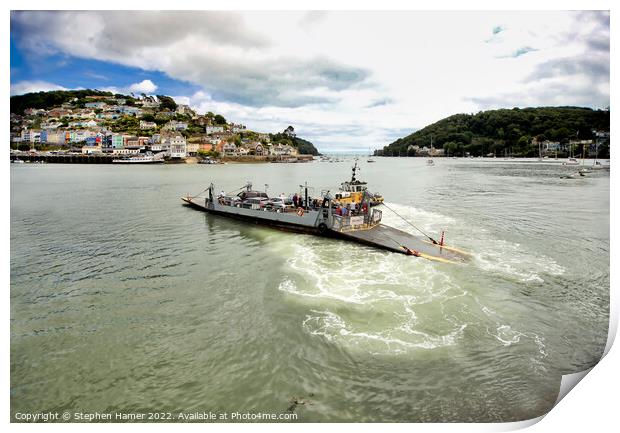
[10, 153, 117, 164]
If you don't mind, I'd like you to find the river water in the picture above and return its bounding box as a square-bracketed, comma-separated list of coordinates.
[10, 158, 609, 422]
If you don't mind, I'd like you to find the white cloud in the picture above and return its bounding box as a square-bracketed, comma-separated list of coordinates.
[10, 80, 67, 96]
[127, 79, 158, 94]
[11, 11, 609, 151]
[101, 80, 159, 96]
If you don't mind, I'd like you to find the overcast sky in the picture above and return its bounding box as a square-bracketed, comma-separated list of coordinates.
[10, 10, 610, 151]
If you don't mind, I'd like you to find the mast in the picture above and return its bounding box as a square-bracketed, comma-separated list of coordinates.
[430, 134, 433, 159]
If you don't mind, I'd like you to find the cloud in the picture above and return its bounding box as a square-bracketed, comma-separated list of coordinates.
[526, 54, 609, 82]
[128, 79, 157, 94]
[10, 10, 370, 109]
[10, 80, 67, 95]
[84, 71, 109, 80]
[512, 46, 537, 57]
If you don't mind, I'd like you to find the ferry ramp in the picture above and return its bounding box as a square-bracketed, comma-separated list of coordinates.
[331, 224, 470, 264]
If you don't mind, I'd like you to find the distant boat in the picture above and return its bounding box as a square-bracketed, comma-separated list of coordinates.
[427, 135, 435, 166]
[563, 158, 579, 166]
[113, 153, 164, 164]
[367, 147, 375, 162]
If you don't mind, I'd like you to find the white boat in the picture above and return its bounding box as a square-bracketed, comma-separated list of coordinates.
[113, 153, 164, 164]
[563, 158, 579, 166]
[427, 135, 435, 166]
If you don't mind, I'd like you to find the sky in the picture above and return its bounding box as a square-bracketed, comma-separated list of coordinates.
[10, 10, 610, 152]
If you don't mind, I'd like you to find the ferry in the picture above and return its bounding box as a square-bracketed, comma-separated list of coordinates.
[333, 161, 384, 207]
[112, 153, 164, 164]
[182, 182, 469, 264]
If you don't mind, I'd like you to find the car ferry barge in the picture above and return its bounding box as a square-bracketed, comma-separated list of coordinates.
[182, 182, 469, 264]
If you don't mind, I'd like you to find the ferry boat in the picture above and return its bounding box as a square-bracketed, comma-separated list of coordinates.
[333, 161, 384, 207]
[182, 181, 469, 263]
[112, 153, 164, 164]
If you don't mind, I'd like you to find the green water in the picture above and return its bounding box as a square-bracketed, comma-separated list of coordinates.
[10, 158, 609, 422]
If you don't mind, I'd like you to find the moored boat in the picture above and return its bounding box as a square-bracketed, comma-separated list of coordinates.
[113, 152, 164, 164]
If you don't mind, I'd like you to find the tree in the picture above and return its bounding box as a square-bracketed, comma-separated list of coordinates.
[214, 114, 227, 125]
[156, 95, 177, 111]
[18, 143, 31, 151]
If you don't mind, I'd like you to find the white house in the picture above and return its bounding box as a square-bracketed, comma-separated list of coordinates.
[206, 126, 225, 135]
[270, 143, 296, 156]
[164, 121, 188, 131]
[222, 142, 238, 156]
[163, 135, 187, 158]
[139, 120, 157, 129]
[231, 123, 246, 133]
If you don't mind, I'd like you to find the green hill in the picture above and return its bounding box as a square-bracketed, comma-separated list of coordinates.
[380, 107, 610, 157]
[269, 132, 320, 156]
[9, 90, 132, 114]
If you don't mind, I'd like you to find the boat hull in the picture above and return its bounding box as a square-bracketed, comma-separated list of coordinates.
[182, 197, 323, 235]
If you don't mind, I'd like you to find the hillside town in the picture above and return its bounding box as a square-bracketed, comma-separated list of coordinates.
[9, 92, 316, 162]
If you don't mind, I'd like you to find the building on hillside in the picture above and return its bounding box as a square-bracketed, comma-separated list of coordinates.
[244, 142, 265, 155]
[231, 123, 246, 133]
[162, 135, 187, 158]
[164, 121, 188, 131]
[111, 135, 126, 149]
[206, 125, 225, 135]
[186, 142, 199, 156]
[270, 143, 296, 156]
[139, 120, 157, 130]
[222, 142, 238, 156]
[85, 102, 107, 109]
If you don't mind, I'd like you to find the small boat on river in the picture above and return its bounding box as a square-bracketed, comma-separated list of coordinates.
[182, 182, 469, 264]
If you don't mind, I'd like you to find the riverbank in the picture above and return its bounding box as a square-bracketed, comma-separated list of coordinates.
[9, 153, 315, 165]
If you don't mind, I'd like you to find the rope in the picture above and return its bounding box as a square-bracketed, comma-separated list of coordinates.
[380, 202, 439, 244]
[189, 186, 211, 199]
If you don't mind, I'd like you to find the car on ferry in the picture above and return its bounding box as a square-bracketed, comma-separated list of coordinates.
[265, 197, 294, 212]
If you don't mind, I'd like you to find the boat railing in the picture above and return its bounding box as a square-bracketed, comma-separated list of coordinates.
[332, 209, 382, 232]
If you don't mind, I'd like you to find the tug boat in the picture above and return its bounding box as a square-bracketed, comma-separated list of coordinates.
[333, 160, 384, 207]
[182, 181, 469, 263]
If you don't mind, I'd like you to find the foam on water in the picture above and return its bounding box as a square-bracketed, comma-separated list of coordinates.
[302, 309, 468, 354]
[274, 202, 560, 358]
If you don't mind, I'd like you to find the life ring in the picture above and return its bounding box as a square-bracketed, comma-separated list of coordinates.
[296, 207, 304, 216]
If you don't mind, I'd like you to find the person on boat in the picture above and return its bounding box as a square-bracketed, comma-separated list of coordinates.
[280, 193, 286, 200]
[293, 193, 299, 207]
[361, 202, 369, 214]
[341, 205, 348, 217]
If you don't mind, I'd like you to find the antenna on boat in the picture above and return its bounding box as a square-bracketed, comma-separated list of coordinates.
[351, 160, 359, 182]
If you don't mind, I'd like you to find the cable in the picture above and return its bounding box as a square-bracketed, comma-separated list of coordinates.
[380, 202, 439, 244]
